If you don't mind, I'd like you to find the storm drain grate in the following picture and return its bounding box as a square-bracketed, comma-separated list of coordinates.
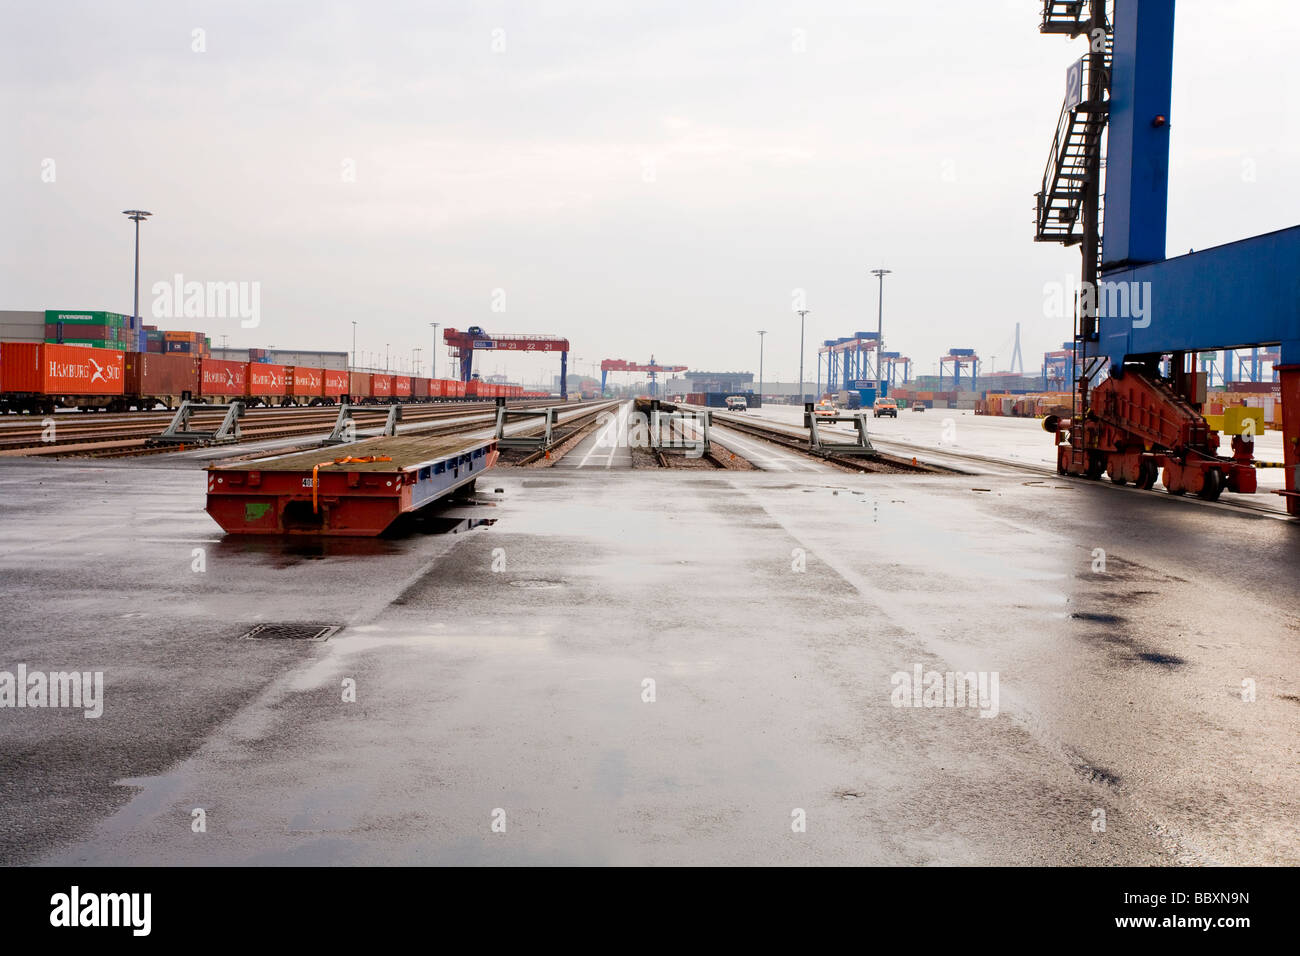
[240, 623, 343, 642]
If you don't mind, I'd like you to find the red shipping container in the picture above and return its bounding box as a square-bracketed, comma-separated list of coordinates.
[248, 363, 288, 396]
[348, 372, 372, 400]
[0, 343, 125, 395]
[199, 359, 249, 398]
[372, 374, 393, 397]
[124, 352, 200, 398]
[412, 376, 430, 399]
[324, 369, 349, 399]
[395, 375, 412, 397]
[455, 381, 466, 398]
[287, 366, 324, 398]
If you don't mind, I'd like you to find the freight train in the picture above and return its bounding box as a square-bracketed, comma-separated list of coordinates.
[0, 343, 546, 414]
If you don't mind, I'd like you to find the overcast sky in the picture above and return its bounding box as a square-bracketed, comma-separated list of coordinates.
[2, 1, 1297, 386]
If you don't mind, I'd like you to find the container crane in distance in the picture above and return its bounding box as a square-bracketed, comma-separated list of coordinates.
[443, 327, 570, 399]
[600, 357, 688, 397]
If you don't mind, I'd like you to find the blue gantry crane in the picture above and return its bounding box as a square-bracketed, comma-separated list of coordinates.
[1035, 0, 1299, 512]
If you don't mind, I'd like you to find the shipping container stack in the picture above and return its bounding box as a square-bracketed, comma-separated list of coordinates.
[43, 310, 143, 351]
[0, 311, 46, 345]
[163, 329, 208, 356]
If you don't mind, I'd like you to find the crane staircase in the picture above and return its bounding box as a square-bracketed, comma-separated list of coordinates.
[1034, 0, 1112, 281]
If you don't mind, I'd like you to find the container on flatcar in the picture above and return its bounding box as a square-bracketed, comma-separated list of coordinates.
[324, 369, 350, 402]
[0, 342, 126, 396]
[287, 366, 324, 402]
[248, 363, 288, 402]
[199, 359, 249, 400]
[348, 372, 372, 403]
[124, 352, 201, 406]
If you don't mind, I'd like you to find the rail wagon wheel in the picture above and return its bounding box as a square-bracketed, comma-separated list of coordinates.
[1137, 459, 1158, 490]
[1198, 467, 1225, 502]
[1085, 452, 1105, 480]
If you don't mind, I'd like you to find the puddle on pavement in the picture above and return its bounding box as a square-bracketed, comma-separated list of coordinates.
[217, 506, 498, 567]
[397, 514, 498, 536]
[219, 536, 403, 564]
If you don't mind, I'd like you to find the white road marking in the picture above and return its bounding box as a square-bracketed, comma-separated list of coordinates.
[577, 401, 631, 469]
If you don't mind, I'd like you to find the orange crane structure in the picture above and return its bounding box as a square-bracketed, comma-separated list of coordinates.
[600, 357, 688, 397]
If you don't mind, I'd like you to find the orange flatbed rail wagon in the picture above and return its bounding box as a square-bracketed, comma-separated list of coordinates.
[205, 433, 499, 536]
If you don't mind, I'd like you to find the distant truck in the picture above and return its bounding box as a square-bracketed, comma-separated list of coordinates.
[724, 395, 747, 411]
[873, 397, 899, 418]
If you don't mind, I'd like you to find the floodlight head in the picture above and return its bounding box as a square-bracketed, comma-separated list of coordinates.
[122, 210, 153, 221]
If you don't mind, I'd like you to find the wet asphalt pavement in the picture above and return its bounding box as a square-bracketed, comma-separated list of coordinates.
[0, 451, 1297, 865]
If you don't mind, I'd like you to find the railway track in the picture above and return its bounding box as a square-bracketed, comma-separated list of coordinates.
[704, 410, 947, 474]
[511, 401, 622, 465]
[0, 400, 557, 458]
[711, 409, 1295, 520]
[656, 413, 725, 468]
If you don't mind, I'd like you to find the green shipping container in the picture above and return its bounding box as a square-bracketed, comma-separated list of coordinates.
[45, 310, 128, 327]
[45, 337, 117, 349]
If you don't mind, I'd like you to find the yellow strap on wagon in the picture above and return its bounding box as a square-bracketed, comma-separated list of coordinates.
[311, 456, 393, 512]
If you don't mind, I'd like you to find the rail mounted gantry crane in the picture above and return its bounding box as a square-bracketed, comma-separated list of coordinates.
[1034, 0, 1299, 510]
[1043, 342, 1076, 390]
[939, 349, 979, 392]
[600, 357, 688, 397]
[443, 327, 570, 399]
[880, 352, 912, 387]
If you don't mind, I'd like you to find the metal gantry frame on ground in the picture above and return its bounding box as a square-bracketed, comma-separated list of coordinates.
[803, 403, 878, 457]
[649, 401, 710, 457]
[150, 401, 243, 446]
[323, 403, 402, 445]
[493, 398, 558, 450]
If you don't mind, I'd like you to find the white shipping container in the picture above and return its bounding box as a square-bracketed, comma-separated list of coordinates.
[0, 310, 47, 343]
